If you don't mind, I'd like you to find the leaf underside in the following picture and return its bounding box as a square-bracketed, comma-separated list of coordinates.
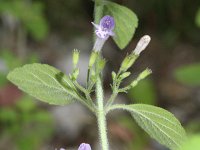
[7, 63, 82, 105]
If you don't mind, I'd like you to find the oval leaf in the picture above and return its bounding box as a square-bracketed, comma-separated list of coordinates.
[7, 63, 83, 105]
[116, 104, 186, 150]
[174, 63, 200, 86]
[104, 1, 138, 49]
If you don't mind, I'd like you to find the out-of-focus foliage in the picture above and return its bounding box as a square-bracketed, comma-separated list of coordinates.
[128, 79, 156, 105]
[0, 0, 48, 41]
[44, 0, 88, 37]
[178, 119, 200, 150]
[0, 50, 38, 87]
[178, 134, 200, 150]
[0, 50, 51, 150]
[0, 95, 54, 150]
[125, 0, 200, 47]
[195, 8, 200, 27]
[174, 63, 200, 86]
[186, 120, 200, 133]
[104, 1, 138, 49]
[0, 50, 22, 70]
[0, 50, 19, 87]
[118, 116, 149, 150]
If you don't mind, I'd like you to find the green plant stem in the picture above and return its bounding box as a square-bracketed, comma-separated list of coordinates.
[76, 95, 95, 113]
[93, 0, 109, 149]
[96, 76, 109, 150]
[106, 72, 122, 107]
[73, 81, 94, 108]
[105, 104, 127, 114]
[106, 87, 118, 107]
[118, 86, 131, 93]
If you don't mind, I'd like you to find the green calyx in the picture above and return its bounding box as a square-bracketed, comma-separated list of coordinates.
[130, 68, 152, 87]
[72, 49, 80, 68]
[120, 53, 138, 72]
[89, 51, 99, 68]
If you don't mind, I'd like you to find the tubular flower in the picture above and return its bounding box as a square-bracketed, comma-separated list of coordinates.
[92, 15, 115, 51]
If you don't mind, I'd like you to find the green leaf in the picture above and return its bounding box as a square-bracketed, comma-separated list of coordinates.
[174, 63, 200, 86]
[104, 1, 138, 49]
[113, 104, 186, 150]
[7, 63, 83, 105]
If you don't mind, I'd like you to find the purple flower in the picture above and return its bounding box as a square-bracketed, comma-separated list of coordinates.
[100, 15, 115, 30]
[92, 15, 115, 51]
[78, 143, 91, 150]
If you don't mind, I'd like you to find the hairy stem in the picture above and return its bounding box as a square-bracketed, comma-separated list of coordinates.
[106, 104, 127, 114]
[93, 0, 109, 149]
[73, 81, 95, 109]
[96, 76, 109, 150]
[106, 72, 121, 107]
[106, 87, 118, 107]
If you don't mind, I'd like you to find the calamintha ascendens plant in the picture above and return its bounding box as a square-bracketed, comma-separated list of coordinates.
[7, 0, 186, 150]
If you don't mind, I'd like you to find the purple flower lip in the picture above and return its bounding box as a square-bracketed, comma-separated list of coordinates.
[100, 15, 115, 31]
[92, 15, 115, 39]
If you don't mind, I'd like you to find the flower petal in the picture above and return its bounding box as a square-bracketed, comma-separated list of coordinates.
[78, 143, 91, 150]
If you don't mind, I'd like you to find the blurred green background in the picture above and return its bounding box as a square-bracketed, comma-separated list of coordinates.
[0, 0, 200, 149]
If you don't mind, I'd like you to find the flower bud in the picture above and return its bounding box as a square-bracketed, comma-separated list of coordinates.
[119, 72, 131, 80]
[120, 54, 138, 72]
[98, 58, 106, 71]
[134, 35, 151, 55]
[72, 49, 80, 67]
[139, 68, 152, 79]
[89, 51, 98, 68]
[130, 68, 152, 87]
[112, 71, 116, 80]
[91, 70, 96, 82]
